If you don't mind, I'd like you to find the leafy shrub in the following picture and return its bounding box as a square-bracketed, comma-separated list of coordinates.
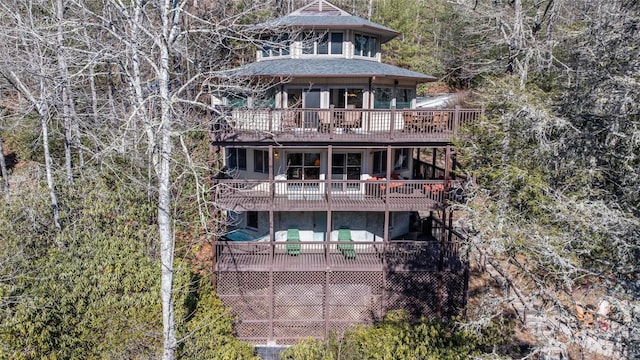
[281, 311, 513, 360]
[0, 174, 256, 359]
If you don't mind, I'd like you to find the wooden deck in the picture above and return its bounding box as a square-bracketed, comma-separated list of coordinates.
[216, 232, 470, 344]
[211, 108, 481, 144]
[216, 179, 451, 212]
[216, 240, 466, 272]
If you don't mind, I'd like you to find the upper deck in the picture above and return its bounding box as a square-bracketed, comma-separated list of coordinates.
[212, 107, 481, 145]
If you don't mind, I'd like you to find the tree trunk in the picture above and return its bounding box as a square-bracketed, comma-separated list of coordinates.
[56, 0, 74, 184]
[159, 0, 178, 358]
[2, 70, 61, 231]
[40, 101, 62, 232]
[0, 135, 8, 198]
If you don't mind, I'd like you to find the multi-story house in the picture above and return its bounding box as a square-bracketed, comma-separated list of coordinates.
[210, 0, 481, 344]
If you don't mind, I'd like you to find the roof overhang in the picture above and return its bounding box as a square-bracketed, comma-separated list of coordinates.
[218, 58, 437, 83]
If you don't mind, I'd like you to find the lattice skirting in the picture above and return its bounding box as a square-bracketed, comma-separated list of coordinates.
[217, 270, 467, 344]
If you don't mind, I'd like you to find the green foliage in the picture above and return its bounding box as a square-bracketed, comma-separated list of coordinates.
[0, 171, 255, 359]
[0, 175, 163, 358]
[373, 0, 453, 81]
[178, 277, 258, 360]
[0, 122, 40, 163]
[281, 311, 514, 360]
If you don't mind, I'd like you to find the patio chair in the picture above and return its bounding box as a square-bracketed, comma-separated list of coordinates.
[337, 228, 356, 259]
[432, 111, 449, 131]
[317, 110, 332, 132]
[402, 111, 419, 132]
[340, 110, 361, 130]
[286, 228, 301, 256]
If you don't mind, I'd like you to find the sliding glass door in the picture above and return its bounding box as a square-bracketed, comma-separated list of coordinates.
[331, 153, 361, 192]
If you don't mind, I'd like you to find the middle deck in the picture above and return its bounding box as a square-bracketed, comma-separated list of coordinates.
[216, 179, 451, 212]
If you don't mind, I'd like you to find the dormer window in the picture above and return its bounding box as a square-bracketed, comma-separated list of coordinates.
[354, 34, 377, 58]
[302, 31, 343, 55]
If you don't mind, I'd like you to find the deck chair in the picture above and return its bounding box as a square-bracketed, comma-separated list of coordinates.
[337, 228, 356, 259]
[286, 228, 301, 256]
[340, 110, 361, 130]
[317, 110, 332, 132]
[403, 111, 419, 132]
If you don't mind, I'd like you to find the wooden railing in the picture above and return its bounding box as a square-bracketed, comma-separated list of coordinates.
[215, 239, 465, 272]
[216, 178, 460, 204]
[212, 107, 482, 141]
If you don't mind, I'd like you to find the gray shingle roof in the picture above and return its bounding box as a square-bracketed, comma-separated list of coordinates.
[251, 16, 399, 42]
[249, 1, 399, 42]
[224, 58, 437, 82]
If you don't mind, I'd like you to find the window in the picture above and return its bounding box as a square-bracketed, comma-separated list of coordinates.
[331, 32, 343, 54]
[396, 88, 415, 109]
[247, 211, 258, 229]
[275, 34, 290, 56]
[329, 88, 363, 108]
[373, 150, 387, 175]
[332, 153, 362, 179]
[261, 33, 290, 57]
[228, 148, 246, 170]
[302, 32, 315, 55]
[332, 153, 362, 191]
[302, 32, 343, 55]
[317, 33, 329, 54]
[226, 94, 247, 108]
[355, 34, 377, 57]
[394, 148, 410, 170]
[374, 87, 393, 108]
[254, 150, 269, 173]
[287, 153, 320, 180]
[253, 87, 276, 108]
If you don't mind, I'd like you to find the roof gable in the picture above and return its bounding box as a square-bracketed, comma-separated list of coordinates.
[250, 0, 399, 42]
[291, 0, 349, 16]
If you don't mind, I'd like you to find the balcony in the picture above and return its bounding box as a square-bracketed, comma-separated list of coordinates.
[212, 108, 481, 144]
[215, 179, 454, 212]
[216, 239, 466, 273]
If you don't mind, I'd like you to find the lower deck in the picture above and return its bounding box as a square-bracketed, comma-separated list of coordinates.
[216, 240, 464, 272]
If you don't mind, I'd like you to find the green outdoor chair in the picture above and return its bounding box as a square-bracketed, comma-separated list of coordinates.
[286, 228, 301, 256]
[337, 228, 356, 259]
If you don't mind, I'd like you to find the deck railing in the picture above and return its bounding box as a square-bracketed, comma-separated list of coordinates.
[212, 107, 482, 141]
[217, 179, 458, 201]
[215, 179, 463, 211]
[215, 239, 465, 272]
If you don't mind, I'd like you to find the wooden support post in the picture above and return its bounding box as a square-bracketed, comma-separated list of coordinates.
[208, 116, 224, 290]
[383, 145, 392, 242]
[325, 145, 333, 339]
[431, 148, 437, 179]
[382, 145, 393, 316]
[268, 145, 274, 341]
[326, 145, 333, 263]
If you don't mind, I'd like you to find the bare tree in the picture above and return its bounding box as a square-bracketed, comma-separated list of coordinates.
[444, 0, 564, 88]
[0, 0, 64, 231]
[0, 133, 8, 198]
[2, 0, 285, 356]
[451, 0, 640, 355]
[76, 0, 283, 357]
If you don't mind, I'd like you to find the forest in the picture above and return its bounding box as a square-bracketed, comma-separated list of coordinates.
[0, 0, 638, 359]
